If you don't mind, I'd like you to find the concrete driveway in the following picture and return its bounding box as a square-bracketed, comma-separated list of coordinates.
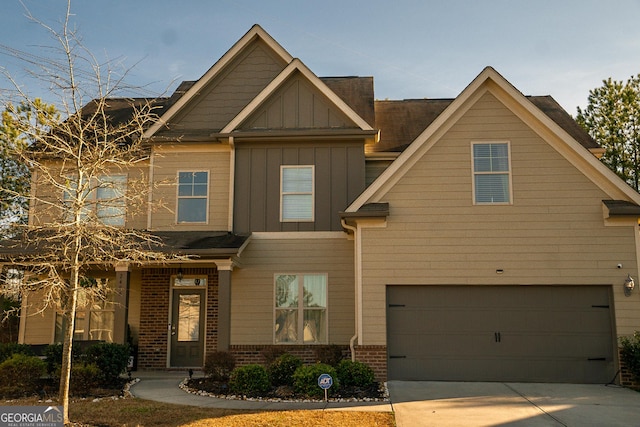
[388, 381, 640, 426]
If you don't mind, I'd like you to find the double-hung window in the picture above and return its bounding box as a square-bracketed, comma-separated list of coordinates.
[63, 175, 126, 226]
[472, 142, 512, 204]
[177, 171, 209, 223]
[54, 278, 115, 342]
[280, 165, 314, 222]
[274, 273, 327, 344]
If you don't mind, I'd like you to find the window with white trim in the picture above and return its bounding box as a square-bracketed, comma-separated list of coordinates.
[274, 273, 327, 344]
[177, 171, 209, 223]
[63, 175, 126, 226]
[280, 166, 314, 222]
[472, 142, 511, 204]
[54, 278, 115, 342]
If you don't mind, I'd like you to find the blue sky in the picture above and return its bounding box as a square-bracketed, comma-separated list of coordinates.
[1, 0, 640, 115]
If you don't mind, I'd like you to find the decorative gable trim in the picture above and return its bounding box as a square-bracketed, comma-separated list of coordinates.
[221, 58, 374, 134]
[143, 25, 293, 139]
[346, 66, 640, 212]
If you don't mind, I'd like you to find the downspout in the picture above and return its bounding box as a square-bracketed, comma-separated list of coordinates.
[341, 219, 360, 362]
[146, 146, 155, 230]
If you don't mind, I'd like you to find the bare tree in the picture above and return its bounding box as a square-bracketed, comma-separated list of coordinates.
[0, 1, 177, 423]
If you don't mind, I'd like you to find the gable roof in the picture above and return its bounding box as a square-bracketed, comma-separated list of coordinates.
[372, 96, 599, 154]
[347, 66, 640, 212]
[143, 25, 293, 139]
[220, 58, 375, 134]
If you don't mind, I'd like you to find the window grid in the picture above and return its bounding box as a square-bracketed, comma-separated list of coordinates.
[280, 165, 314, 222]
[274, 273, 327, 344]
[177, 171, 209, 223]
[472, 142, 512, 204]
[63, 175, 126, 226]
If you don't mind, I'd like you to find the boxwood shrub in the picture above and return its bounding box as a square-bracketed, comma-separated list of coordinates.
[0, 353, 46, 397]
[621, 332, 640, 383]
[336, 359, 375, 388]
[229, 364, 270, 397]
[293, 363, 338, 399]
[268, 353, 302, 387]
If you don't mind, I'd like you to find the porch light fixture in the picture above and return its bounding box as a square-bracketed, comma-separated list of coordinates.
[624, 274, 635, 296]
[177, 266, 184, 282]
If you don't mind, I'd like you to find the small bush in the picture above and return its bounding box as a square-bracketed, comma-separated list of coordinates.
[0, 353, 46, 397]
[203, 351, 236, 381]
[314, 345, 344, 366]
[229, 364, 270, 397]
[293, 363, 338, 399]
[268, 353, 302, 386]
[336, 359, 375, 388]
[84, 343, 130, 387]
[621, 332, 640, 382]
[70, 363, 101, 396]
[0, 342, 33, 364]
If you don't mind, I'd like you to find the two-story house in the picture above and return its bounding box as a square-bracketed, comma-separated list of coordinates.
[6, 25, 640, 384]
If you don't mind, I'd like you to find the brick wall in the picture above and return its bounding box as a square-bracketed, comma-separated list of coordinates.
[229, 344, 349, 366]
[354, 345, 387, 382]
[619, 347, 640, 389]
[137, 267, 218, 369]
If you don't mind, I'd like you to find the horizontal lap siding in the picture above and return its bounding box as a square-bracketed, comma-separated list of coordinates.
[231, 236, 354, 345]
[361, 92, 639, 345]
[151, 146, 230, 230]
[21, 290, 54, 344]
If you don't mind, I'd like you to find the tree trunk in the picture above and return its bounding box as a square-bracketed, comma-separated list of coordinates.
[59, 267, 79, 425]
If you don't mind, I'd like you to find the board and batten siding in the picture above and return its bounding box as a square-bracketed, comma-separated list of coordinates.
[230, 234, 355, 345]
[234, 142, 365, 233]
[170, 41, 287, 132]
[150, 144, 231, 231]
[360, 92, 639, 345]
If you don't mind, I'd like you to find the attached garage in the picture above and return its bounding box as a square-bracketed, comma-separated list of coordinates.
[387, 285, 615, 383]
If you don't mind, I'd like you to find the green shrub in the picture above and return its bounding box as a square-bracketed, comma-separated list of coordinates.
[293, 363, 338, 399]
[620, 332, 640, 382]
[84, 343, 130, 387]
[70, 363, 101, 396]
[203, 351, 236, 381]
[43, 344, 64, 376]
[314, 345, 344, 366]
[0, 353, 46, 397]
[229, 364, 271, 397]
[0, 342, 33, 364]
[336, 359, 375, 388]
[268, 353, 302, 386]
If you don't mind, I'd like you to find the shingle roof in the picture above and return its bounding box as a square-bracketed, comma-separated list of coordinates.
[371, 96, 598, 153]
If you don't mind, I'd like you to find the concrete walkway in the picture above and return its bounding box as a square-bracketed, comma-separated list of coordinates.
[388, 381, 640, 427]
[130, 372, 640, 426]
[129, 370, 392, 412]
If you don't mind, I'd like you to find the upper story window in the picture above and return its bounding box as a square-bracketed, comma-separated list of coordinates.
[280, 165, 314, 222]
[472, 142, 512, 204]
[177, 171, 209, 223]
[63, 175, 126, 226]
[274, 273, 327, 344]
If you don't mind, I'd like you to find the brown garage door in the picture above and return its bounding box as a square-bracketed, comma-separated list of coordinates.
[387, 285, 615, 383]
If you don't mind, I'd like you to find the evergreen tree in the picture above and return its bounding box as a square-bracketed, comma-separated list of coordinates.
[577, 75, 640, 191]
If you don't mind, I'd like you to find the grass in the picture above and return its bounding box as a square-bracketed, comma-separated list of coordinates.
[3, 397, 395, 426]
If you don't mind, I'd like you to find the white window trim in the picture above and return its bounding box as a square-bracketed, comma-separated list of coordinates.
[279, 165, 315, 222]
[471, 141, 513, 205]
[175, 170, 210, 224]
[273, 272, 328, 345]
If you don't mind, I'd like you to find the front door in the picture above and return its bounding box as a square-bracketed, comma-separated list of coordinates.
[170, 288, 205, 367]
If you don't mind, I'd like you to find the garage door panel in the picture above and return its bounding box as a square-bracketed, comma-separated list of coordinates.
[386, 285, 614, 383]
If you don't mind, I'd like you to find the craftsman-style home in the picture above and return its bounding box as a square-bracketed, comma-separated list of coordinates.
[7, 25, 640, 384]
